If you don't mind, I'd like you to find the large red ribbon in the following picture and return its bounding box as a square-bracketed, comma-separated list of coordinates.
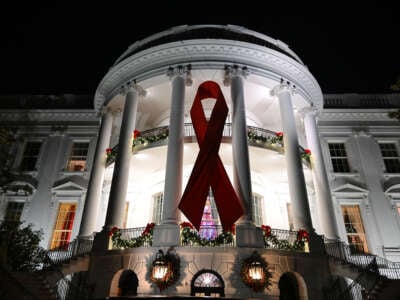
[179, 81, 244, 231]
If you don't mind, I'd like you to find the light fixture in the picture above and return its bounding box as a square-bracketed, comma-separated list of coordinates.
[248, 261, 263, 280]
[152, 250, 168, 279]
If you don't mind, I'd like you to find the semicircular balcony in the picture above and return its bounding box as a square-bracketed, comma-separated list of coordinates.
[105, 123, 310, 167]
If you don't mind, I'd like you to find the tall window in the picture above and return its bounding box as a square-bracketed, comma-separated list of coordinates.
[67, 142, 89, 172]
[152, 193, 163, 224]
[252, 193, 263, 226]
[379, 143, 400, 173]
[20, 141, 42, 171]
[4, 202, 24, 223]
[50, 203, 76, 249]
[341, 205, 368, 254]
[328, 143, 350, 172]
[122, 202, 129, 229]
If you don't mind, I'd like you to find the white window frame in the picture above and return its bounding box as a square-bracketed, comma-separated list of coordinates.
[378, 141, 400, 174]
[65, 140, 90, 172]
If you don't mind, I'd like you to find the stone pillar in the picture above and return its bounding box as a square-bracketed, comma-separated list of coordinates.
[153, 66, 192, 247]
[271, 81, 313, 233]
[224, 65, 263, 248]
[104, 85, 143, 230]
[79, 108, 114, 237]
[301, 107, 340, 240]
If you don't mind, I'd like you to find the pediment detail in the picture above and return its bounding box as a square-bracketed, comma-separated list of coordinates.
[332, 183, 368, 195]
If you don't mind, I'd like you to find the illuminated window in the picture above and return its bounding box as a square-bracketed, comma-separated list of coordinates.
[5, 202, 24, 222]
[191, 270, 225, 297]
[379, 143, 400, 173]
[152, 193, 163, 224]
[50, 203, 76, 249]
[341, 205, 368, 254]
[252, 194, 263, 226]
[328, 143, 350, 173]
[20, 141, 42, 171]
[122, 202, 129, 229]
[67, 142, 89, 172]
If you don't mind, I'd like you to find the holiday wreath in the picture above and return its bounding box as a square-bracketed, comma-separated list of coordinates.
[240, 251, 272, 292]
[149, 249, 180, 291]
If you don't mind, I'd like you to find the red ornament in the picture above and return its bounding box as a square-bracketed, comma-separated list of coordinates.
[133, 129, 141, 139]
[297, 229, 309, 242]
[106, 148, 112, 155]
[275, 132, 283, 137]
[180, 222, 194, 229]
[108, 226, 119, 237]
[178, 81, 244, 232]
[141, 222, 155, 237]
[261, 225, 272, 237]
[304, 149, 311, 155]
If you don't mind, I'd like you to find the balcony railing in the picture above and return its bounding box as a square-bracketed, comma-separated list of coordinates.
[111, 226, 305, 251]
[107, 123, 283, 165]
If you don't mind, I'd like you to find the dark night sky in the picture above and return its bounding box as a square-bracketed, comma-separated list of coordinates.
[1, 3, 399, 96]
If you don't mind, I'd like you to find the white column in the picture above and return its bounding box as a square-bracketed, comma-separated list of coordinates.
[153, 65, 192, 246]
[302, 107, 340, 239]
[224, 65, 263, 248]
[225, 66, 253, 223]
[104, 84, 142, 230]
[272, 82, 313, 232]
[79, 108, 113, 236]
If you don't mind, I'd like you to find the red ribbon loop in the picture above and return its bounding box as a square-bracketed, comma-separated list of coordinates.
[179, 81, 244, 231]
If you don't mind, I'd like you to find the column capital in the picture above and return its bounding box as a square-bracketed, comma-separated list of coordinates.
[167, 65, 193, 86]
[223, 64, 249, 86]
[298, 106, 320, 118]
[120, 81, 147, 97]
[270, 79, 296, 96]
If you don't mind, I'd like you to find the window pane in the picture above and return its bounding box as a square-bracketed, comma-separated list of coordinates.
[67, 142, 89, 171]
[5, 202, 24, 222]
[152, 193, 163, 224]
[329, 143, 350, 173]
[50, 203, 76, 249]
[252, 194, 263, 226]
[379, 143, 400, 173]
[20, 142, 41, 171]
[341, 205, 368, 254]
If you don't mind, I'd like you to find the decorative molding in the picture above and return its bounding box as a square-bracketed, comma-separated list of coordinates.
[270, 78, 296, 97]
[0, 110, 99, 123]
[319, 111, 395, 122]
[166, 65, 193, 87]
[223, 64, 249, 86]
[95, 40, 323, 111]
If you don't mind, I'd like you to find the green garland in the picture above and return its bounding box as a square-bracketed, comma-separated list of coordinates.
[132, 129, 168, 148]
[110, 223, 155, 249]
[247, 130, 283, 146]
[261, 225, 308, 251]
[240, 251, 272, 292]
[180, 223, 234, 247]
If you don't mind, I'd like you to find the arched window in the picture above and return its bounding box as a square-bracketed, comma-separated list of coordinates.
[191, 269, 224, 297]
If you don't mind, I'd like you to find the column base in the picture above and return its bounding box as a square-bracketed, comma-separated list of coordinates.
[308, 231, 325, 254]
[235, 224, 264, 248]
[152, 224, 180, 247]
[91, 230, 112, 252]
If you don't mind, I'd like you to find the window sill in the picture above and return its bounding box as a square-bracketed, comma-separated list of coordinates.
[330, 172, 359, 179]
[383, 173, 400, 179]
[59, 170, 88, 177]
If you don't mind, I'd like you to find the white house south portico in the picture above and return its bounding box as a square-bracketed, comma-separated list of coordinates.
[3, 24, 400, 299]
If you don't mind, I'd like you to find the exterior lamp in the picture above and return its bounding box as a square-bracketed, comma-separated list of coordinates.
[248, 261, 263, 280]
[240, 251, 272, 292]
[152, 250, 168, 280]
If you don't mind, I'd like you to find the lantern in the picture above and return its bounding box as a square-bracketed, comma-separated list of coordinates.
[152, 250, 168, 279]
[248, 261, 263, 280]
